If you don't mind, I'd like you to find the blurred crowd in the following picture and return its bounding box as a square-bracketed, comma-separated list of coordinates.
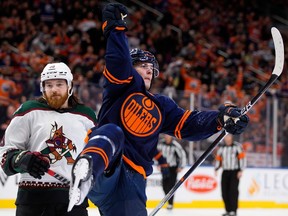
[0, 0, 288, 165]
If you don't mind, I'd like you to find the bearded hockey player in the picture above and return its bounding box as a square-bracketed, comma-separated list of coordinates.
[0, 62, 97, 216]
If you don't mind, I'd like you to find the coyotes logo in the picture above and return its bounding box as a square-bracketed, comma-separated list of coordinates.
[121, 93, 161, 137]
[41, 122, 76, 164]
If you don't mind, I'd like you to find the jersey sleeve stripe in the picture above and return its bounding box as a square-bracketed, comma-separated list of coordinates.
[154, 152, 162, 160]
[115, 26, 126, 31]
[215, 155, 222, 161]
[103, 67, 133, 84]
[81, 147, 109, 169]
[174, 110, 192, 139]
[238, 152, 245, 159]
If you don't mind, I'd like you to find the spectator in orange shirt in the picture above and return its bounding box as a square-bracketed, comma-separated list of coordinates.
[180, 62, 201, 98]
[0, 75, 18, 106]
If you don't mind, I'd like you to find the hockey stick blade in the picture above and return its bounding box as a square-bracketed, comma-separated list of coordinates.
[271, 27, 284, 76]
[240, 27, 284, 115]
[149, 26, 284, 216]
[47, 169, 70, 185]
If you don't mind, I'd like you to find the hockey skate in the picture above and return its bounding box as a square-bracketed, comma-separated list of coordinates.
[167, 204, 173, 210]
[68, 154, 94, 212]
[222, 212, 237, 216]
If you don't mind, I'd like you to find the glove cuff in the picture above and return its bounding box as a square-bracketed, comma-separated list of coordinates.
[1, 149, 22, 176]
[12, 150, 30, 173]
[216, 111, 226, 131]
[102, 20, 127, 38]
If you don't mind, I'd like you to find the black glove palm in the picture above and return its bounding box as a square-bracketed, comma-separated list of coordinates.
[217, 103, 249, 135]
[102, 3, 128, 38]
[12, 151, 50, 179]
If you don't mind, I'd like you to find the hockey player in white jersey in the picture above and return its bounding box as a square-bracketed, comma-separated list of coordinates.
[0, 62, 97, 216]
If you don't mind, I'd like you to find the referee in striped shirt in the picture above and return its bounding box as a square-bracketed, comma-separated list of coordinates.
[215, 134, 246, 216]
[156, 134, 187, 210]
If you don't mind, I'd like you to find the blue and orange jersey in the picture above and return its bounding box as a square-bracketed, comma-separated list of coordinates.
[98, 29, 220, 177]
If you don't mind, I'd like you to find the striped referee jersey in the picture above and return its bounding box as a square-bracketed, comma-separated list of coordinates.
[215, 142, 246, 171]
[157, 138, 187, 168]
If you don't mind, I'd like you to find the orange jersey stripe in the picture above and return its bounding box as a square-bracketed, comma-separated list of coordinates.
[102, 21, 107, 32]
[154, 152, 162, 160]
[122, 155, 146, 179]
[84, 129, 92, 144]
[81, 147, 109, 169]
[115, 26, 126, 31]
[174, 110, 192, 139]
[215, 155, 222, 161]
[103, 67, 133, 84]
[238, 152, 246, 159]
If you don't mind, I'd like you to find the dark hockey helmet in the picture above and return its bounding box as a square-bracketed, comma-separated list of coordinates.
[130, 48, 159, 77]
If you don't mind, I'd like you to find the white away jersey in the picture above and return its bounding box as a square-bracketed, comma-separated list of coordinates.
[0, 100, 96, 184]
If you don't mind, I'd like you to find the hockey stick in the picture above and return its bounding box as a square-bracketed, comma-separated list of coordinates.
[47, 169, 70, 185]
[149, 27, 284, 216]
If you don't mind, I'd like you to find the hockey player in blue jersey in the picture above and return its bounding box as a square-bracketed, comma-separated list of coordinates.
[68, 3, 249, 216]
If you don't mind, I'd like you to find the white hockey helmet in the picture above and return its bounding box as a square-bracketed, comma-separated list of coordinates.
[40, 62, 73, 95]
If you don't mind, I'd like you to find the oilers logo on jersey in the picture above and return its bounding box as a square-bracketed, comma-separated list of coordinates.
[121, 93, 161, 137]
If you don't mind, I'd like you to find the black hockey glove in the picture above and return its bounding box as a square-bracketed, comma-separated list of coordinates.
[12, 150, 50, 179]
[217, 103, 249, 135]
[102, 3, 128, 38]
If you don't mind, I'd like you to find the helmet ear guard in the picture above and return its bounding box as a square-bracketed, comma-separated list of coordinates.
[40, 62, 73, 96]
[130, 48, 159, 77]
[68, 82, 74, 97]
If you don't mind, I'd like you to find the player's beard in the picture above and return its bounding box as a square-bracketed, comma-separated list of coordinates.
[45, 92, 69, 109]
